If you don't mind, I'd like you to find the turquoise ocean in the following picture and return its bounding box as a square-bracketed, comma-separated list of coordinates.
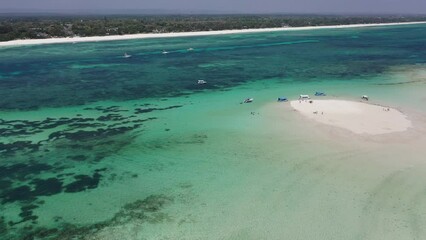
[1, 24, 426, 239]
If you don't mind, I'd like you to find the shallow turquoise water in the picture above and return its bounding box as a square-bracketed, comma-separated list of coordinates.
[1, 24, 426, 239]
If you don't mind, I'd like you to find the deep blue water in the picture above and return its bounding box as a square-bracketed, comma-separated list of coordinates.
[0, 24, 425, 110]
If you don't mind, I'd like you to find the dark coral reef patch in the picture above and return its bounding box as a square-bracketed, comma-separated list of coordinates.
[0, 103, 184, 238]
[11, 194, 173, 240]
[64, 173, 102, 193]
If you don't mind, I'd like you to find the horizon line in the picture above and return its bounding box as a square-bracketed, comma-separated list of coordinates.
[1, 8, 426, 16]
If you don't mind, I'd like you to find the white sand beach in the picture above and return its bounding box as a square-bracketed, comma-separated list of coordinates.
[0, 21, 425, 47]
[290, 99, 412, 135]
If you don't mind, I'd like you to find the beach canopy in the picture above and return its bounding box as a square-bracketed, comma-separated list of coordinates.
[299, 95, 310, 99]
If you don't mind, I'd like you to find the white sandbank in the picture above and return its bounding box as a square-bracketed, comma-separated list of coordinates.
[1, 21, 425, 47]
[290, 99, 412, 135]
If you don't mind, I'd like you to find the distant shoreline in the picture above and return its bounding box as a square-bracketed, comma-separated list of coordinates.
[1, 21, 425, 47]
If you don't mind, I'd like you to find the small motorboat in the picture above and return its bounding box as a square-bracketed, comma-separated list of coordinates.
[277, 97, 288, 102]
[123, 53, 132, 58]
[197, 80, 207, 84]
[315, 92, 326, 96]
[361, 95, 369, 101]
[243, 98, 254, 103]
[162, 50, 169, 54]
[187, 48, 194, 51]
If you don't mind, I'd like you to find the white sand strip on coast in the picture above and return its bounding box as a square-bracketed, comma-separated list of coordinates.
[290, 99, 412, 135]
[1, 21, 426, 47]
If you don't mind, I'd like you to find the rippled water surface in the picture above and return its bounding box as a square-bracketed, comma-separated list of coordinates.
[1, 24, 426, 239]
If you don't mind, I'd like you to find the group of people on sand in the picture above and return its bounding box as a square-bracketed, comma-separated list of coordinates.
[298, 100, 314, 104]
[298, 100, 313, 103]
[383, 108, 390, 112]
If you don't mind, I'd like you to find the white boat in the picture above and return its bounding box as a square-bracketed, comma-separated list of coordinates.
[162, 50, 169, 54]
[123, 53, 132, 58]
[244, 98, 254, 103]
[197, 80, 207, 84]
[187, 48, 194, 51]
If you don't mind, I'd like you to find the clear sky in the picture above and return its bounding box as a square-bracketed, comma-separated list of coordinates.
[1, 0, 425, 14]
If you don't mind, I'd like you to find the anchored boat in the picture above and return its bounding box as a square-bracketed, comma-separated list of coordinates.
[243, 98, 254, 103]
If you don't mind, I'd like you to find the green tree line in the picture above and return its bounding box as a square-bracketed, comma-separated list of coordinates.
[0, 15, 425, 42]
